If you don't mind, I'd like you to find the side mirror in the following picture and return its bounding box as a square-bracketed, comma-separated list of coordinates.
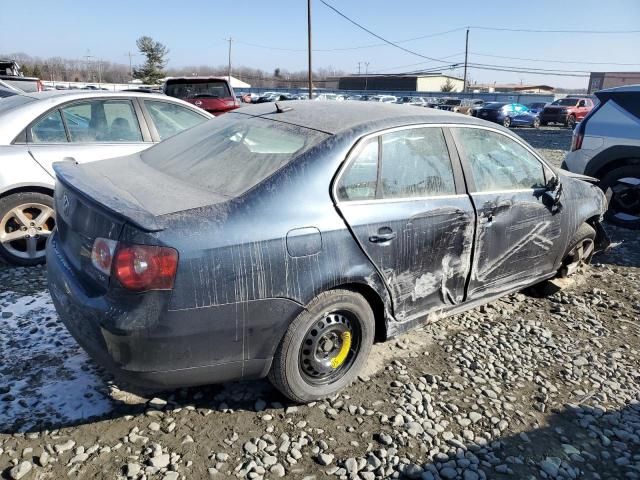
[544, 177, 563, 213]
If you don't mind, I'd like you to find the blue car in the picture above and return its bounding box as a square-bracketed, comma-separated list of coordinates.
[526, 102, 548, 115]
[475, 102, 541, 128]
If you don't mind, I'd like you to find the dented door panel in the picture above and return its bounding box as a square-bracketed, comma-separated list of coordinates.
[337, 196, 475, 321]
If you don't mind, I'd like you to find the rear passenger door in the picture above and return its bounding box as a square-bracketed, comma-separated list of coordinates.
[335, 126, 476, 322]
[27, 98, 152, 176]
[450, 126, 563, 299]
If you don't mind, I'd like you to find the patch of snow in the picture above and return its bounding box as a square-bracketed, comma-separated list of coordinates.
[0, 290, 114, 432]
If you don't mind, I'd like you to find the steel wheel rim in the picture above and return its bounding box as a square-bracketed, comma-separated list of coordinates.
[0, 203, 54, 260]
[606, 176, 640, 222]
[298, 311, 361, 386]
[563, 237, 595, 276]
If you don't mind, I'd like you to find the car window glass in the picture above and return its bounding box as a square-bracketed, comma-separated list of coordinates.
[61, 100, 142, 143]
[380, 127, 456, 198]
[337, 138, 378, 201]
[145, 100, 207, 140]
[452, 128, 546, 192]
[30, 110, 67, 143]
[578, 100, 585, 107]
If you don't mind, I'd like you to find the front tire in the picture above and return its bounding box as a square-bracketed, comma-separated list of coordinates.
[268, 289, 375, 403]
[558, 223, 596, 278]
[0, 192, 55, 266]
[566, 115, 576, 129]
[600, 165, 640, 229]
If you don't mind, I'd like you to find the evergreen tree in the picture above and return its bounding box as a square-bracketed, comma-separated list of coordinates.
[133, 36, 169, 84]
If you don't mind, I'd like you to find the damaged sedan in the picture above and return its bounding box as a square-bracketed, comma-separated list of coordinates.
[47, 101, 609, 402]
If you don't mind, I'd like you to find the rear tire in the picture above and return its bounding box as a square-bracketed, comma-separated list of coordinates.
[532, 117, 541, 129]
[503, 117, 512, 128]
[558, 223, 596, 278]
[268, 289, 375, 403]
[600, 165, 640, 229]
[0, 192, 55, 266]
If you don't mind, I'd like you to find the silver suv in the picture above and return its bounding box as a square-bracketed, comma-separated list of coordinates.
[562, 85, 640, 229]
[0, 91, 212, 265]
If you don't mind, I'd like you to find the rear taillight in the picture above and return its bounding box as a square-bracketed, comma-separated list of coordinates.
[91, 238, 178, 291]
[570, 131, 584, 151]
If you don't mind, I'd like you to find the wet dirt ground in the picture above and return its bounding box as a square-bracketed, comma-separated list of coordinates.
[1, 126, 638, 480]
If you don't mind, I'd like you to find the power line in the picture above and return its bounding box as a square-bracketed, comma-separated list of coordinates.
[318, 0, 453, 63]
[470, 51, 640, 66]
[371, 52, 465, 73]
[468, 25, 640, 34]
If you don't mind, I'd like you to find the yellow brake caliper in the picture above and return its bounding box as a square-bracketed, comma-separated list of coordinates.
[330, 331, 352, 369]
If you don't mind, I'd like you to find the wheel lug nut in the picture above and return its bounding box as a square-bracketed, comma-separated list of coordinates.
[30, 222, 35, 226]
[21, 226, 27, 231]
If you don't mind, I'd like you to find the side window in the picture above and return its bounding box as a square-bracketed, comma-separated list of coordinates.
[30, 110, 67, 143]
[578, 100, 586, 107]
[452, 128, 546, 192]
[337, 138, 378, 201]
[61, 100, 143, 143]
[145, 100, 207, 140]
[380, 127, 456, 198]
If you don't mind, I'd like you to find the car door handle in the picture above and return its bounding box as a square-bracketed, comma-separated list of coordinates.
[369, 232, 397, 243]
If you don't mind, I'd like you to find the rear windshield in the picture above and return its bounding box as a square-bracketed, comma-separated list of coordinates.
[165, 79, 231, 99]
[482, 102, 507, 110]
[552, 98, 579, 106]
[142, 114, 328, 198]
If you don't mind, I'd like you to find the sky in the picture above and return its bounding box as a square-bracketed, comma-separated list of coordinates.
[2, 0, 640, 89]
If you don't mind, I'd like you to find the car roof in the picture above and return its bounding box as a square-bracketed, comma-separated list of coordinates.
[230, 100, 491, 135]
[598, 84, 640, 94]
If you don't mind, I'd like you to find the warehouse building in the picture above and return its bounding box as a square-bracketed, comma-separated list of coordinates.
[588, 72, 640, 93]
[337, 73, 464, 92]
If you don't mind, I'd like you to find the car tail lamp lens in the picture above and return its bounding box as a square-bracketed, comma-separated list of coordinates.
[91, 238, 178, 291]
[571, 131, 584, 151]
[113, 244, 178, 291]
[91, 238, 118, 274]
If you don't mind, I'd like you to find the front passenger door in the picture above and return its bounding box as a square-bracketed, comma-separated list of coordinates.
[335, 126, 476, 322]
[451, 127, 563, 300]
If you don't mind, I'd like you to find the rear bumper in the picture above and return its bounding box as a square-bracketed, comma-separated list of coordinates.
[46, 233, 301, 389]
[540, 112, 569, 124]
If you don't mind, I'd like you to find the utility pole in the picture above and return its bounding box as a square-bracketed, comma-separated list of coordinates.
[226, 37, 233, 81]
[307, 0, 313, 99]
[357, 62, 361, 75]
[364, 62, 370, 91]
[127, 51, 135, 80]
[463, 28, 469, 93]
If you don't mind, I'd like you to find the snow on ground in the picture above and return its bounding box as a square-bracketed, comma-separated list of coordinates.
[0, 289, 114, 432]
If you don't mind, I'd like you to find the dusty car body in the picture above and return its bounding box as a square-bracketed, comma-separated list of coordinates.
[47, 101, 608, 402]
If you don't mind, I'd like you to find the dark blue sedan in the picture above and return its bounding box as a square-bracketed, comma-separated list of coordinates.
[475, 102, 541, 128]
[47, 101, 607, 403]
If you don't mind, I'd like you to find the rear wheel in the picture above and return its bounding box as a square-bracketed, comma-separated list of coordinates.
[503, 116, 512, 128]
[558, 223, 596, 278]
[600, 165, 640, 229]
[268, 289, 375, 403]
[532, 117, 541, 129]
[0, 192, 55, 266]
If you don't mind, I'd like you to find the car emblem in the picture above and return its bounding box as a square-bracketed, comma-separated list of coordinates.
[194, 100, 203, 106]
[62, 193, 71, 217]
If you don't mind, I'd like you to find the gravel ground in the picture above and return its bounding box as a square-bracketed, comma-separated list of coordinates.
[1, 126, 639, 480]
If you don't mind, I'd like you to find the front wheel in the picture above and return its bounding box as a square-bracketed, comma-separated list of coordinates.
[566, 115, 576, 129]
[0, 192, 55, 266]
[503, 116, 512, 128]
[600, 165, 640, 229]
[558, 223, 596, 278]
[268, 289, 375, 403]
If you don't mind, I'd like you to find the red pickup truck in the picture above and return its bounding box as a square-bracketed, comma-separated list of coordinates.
[163, 77, 239, 115]
[539, 97, 594, 128]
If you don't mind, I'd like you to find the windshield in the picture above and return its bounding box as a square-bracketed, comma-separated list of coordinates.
[552, 98, 579, 106]
[445, 99, 461, 105]
[142, 114, 328, 198]
[165, 79, 231, 99]
[0, 94, 34, 114]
